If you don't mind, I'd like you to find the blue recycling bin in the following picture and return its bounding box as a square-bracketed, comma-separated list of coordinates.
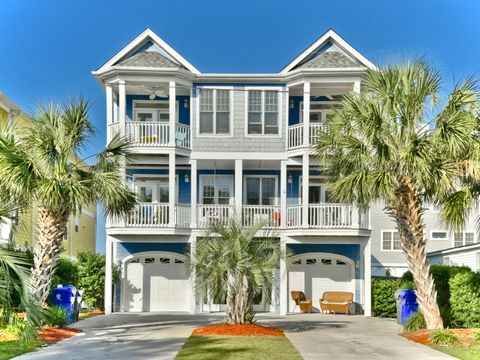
[395, 289, 419, 325]
[50, 285, 80, 324]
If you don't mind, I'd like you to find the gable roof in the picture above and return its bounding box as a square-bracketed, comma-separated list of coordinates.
[94, 28, 200, 75]
[281, 29, 376, 73]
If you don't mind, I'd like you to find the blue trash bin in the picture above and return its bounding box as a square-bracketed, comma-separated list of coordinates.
[50, 285, 79, 324]
[395, 289, 418, 325]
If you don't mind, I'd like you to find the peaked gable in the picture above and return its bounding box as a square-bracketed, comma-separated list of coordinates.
[95, 28, 200, 74]
[281, 29, 376, 73]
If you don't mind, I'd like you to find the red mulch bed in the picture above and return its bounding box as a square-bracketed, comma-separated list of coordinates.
[402, 328, 478, 346]
[79, 310, 104, 318]
[192, 324, 284, 337]
[39, 327, 81, 344]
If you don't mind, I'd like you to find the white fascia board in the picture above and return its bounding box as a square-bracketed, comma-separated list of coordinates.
[190, 151, 288, 160]
[95, 28, 200, 75]
[428, 243, 480, 256]
[280, 29, 377, 74]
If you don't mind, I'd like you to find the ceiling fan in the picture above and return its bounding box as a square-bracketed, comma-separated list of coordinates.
[146, 87, 167, 100]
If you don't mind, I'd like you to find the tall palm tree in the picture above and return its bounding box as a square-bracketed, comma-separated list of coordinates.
[0, 98, 136, 303]
[191, 219, 286, 324]
[316, 60, 480, 329]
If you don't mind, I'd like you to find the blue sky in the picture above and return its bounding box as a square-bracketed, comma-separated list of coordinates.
[1, 0, 479, 252]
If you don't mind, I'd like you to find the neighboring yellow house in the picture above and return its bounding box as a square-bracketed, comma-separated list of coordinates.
[0, 93, 96, 257]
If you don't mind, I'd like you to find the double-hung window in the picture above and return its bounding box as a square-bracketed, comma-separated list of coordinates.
[199, 89, 230, 135]
[382, 230, 401, 251]
[247, 90, 279, 135]
[453, 231, 475, 247]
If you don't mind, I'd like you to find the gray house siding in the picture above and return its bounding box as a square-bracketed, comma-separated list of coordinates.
[191, 86, 287, 153]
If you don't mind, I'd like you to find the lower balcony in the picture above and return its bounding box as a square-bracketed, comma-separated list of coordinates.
[108, 203, 369, 231]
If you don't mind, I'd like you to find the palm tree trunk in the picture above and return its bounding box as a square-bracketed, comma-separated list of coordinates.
[388, 179, 443, 329]
[31, 207, 69, 304]
[234, 274, 249, 324]
[225, 270, 236, 324]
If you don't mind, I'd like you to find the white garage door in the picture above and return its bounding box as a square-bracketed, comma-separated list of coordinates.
[124, 253, 189, 312]
[288, 253, 354, 312]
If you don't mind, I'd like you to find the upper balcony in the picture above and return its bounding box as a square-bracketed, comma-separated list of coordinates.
[288, 123, 328, 150]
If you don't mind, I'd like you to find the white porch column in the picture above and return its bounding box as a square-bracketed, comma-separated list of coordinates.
[364, 238, 372, 316]
[169, 81, 176, 146]
[302, 153, 309, 227]
[190, 235, 197, 314]
[169, 152, 176, 227]
[118, 81, 126, 136]
[280, 160, 287, 228]
[302, 81, 310, 146]
[104, 236, 113, 314]
[113, 96, 119, 124]
[235, 159, 243, 219]
[190, 159, 197, 228]
[279, 239, 288, 315]
[353, 80, 361, 94]
[106, 84, 113, 125]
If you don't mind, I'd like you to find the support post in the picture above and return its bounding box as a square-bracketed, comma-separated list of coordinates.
[190, 160, 197, 228]
[169, 81, 176, 146]
[364, 238, 372, 316]
[353, 80, 361, 93]
[106, 84, 113, 142]
[169, 152, 176, 227]
[303, 81, 310, 146]
[118, 81, 126, 136]
[235, 159, 243, 220]
[279, 239, 288, 315]
[190, 235, 197, 314]
[302, 153, 309, 227]
[280, 160, 287, 228]
[104, 236, 113, 314]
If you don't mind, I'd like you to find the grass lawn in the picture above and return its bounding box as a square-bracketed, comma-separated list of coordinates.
[434, 344, 480, 360]
[0, 340, 43, 360]
[175, 335, 303, 360]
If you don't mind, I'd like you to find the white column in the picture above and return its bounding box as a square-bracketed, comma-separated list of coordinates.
[302, 81, 310, 146]
[302, 153, 309, 227]
[118, 81, 126, 136]
[105, 84, 113, 142]
[104, 236, 113, 314]
[169, 81, 176, 146]
[364, 238, 372, 316]
[169, 152, 176, 227]
[353, 80, 361, 93]
[235, 159, 243, 219]
[113, 97, 119, 124]
[190, 235, 197, 314]
[279, 239, 288, 315]
[190, 159, 197, 228]
[280, 160, 287, 228]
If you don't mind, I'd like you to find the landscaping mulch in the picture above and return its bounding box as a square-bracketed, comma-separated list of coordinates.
[79, 309, 104, 318]
[402, 328, 479, 346]
[192, 324, 284, 337]
[39, 327, 81, 344]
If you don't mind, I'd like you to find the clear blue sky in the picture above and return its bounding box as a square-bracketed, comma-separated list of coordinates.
[1, 0, 479, 253]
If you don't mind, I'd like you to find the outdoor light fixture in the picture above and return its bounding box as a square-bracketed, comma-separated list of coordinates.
[289, 98, 294, 109]
[288, 174, 293, 184]
[183, 98, 189, 108]
[184, 174, 190, 183]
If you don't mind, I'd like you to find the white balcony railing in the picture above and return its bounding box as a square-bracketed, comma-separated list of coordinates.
[287, 123, 329, 150]
[197, 205, 234, 228]
[242, 205, 281, 228]
[286, 205, 302, 228]
[309, 123, 329, 146]
[308, 203, 353, 228]
[125, 121, 170, 146]
[175, 204, 191, 228]
[175, 123, 190, 149]
[126, 202, 170, 227]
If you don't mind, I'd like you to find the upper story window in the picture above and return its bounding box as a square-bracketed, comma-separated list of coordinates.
[382, 230, 401, 251]
[453, 232, 475, 247]
[133, 101, 177, 122]
[431, 231, 448, 241]
[300, 102, 336, 123]
[199, 89, 231, 135]
[247, 90, 278, 135]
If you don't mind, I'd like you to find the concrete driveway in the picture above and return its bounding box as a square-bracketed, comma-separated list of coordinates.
[15, 313, 453, 360]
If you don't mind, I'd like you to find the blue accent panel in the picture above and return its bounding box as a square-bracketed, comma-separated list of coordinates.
[286, 170, 322, 204]
[117, 242, 189, 261]
[288, 96, 338, 125]
[126, 95, 190, 125]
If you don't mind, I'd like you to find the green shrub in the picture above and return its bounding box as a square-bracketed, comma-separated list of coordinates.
[51, 257, 79, 291]
[44, 306, 67, 328]
[5, 322, 27, 337]
[449, 271, 480, 328]
[403, 311, 426, 332]
[430, 329, 459, 346]
[371, 277, 414, 318]
[472, 331, 480, 343]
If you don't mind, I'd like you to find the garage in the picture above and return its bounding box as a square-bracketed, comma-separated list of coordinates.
[123, 252, 189, 312]
[288, 252, 355, 312]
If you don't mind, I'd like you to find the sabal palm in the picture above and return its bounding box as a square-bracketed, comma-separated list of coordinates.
[317, 60, 480, 329]
[0, 98, 136, 303]
[192, 219, 285, 324]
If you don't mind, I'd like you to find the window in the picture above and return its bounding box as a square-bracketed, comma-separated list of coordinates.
[247, 90, 279, 135]
[431, 231, 448, 240]
[382, 230, 401, 251]
[321, 259, 332, 265]
[200, 175, 233, 205]
[159, 257, 170, 264]
[306, 259, 316, 265]
[144, 258, 155, 264]
[454, 232, 475, 247]
[199, 89, 231, 135]
[300, 102, 336, 123]
[245, 176, 277, 205]
[133, 101, 176, 122]
[135, 177, 174, 203]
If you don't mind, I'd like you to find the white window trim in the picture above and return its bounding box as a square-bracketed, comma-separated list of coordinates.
[243, 175, 278, 205]
[133, 174, 179, 203]
[132, 100, 179, 123]
[196, 87, 234, 138]
[452, 230, 476, 247]
[298, 100, 341, 124]
[430, 230, 448, 241]
[381, 230, 402, 252]
[199, 174, 234, 205]
[299, 176, 329, 203]
[244, 86, 283, 138]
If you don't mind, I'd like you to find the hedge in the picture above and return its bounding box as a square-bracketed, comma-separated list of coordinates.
[371, 277, 414, 318]
[450, 271, 480, 328]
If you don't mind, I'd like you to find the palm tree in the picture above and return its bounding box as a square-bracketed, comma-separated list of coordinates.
[0, 98, 136, 304]
[316, 59, 480, 329]
[191, 219, 286, 324]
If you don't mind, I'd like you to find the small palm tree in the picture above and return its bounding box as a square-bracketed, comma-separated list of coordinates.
[317, 59, 480, 329]
[0, 98, 136, 303]
[191, 219, 286, 324]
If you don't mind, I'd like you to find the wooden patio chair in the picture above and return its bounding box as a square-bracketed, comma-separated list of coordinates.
[290, 291, 312, 313]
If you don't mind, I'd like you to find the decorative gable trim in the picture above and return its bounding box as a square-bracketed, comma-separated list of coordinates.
[94, 28, 200, 75]
[280, 29, 376, 74]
